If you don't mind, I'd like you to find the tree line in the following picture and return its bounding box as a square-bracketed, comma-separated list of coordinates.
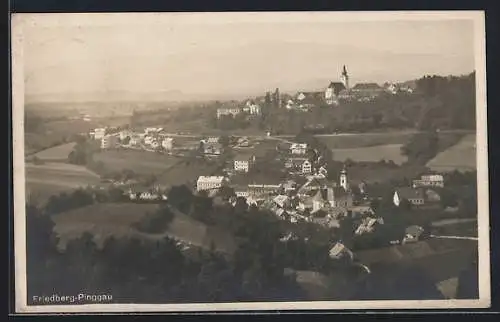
[209, 73, 475, 135]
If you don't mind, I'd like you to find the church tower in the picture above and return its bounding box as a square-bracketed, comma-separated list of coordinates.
[340, 65, 349, 90]
[340, 166, 348, 191]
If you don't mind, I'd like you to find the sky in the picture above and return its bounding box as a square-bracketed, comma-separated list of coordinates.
[15, 12, 479, 102]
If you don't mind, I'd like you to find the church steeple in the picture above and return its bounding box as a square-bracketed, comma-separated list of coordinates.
[340, 165, 348, 191]
[340, 65, 349, 90]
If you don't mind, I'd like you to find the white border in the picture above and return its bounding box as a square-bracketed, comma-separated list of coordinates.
[12, 11, 490, 313]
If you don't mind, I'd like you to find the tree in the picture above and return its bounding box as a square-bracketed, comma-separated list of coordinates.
[167, 185, 194, 213]
[401, 130, 439, 164]
[218, 186, 236, 201]
[234, 197, 249, 214]
[219, 135, 230, 148]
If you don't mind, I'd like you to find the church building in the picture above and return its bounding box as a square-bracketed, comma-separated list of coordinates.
[325, 65, 349, 105]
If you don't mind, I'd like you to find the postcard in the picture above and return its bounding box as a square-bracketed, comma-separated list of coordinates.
[11, 11, 490, 313]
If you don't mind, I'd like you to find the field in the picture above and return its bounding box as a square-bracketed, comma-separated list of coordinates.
[344, 164, 427, 185]
[25, 162, 102, 203]
[317, 131, 472, 166]
[93, 149, 183, 175]
[155, 158, 222, 188]
[316, 131, 416, 149]
[51, 203, 237, 254]
[427, 134, 477, 172]
[331, 144, 407, 165]
[31, 142, 76, 161]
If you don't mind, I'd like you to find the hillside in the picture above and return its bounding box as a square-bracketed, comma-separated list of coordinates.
[51, 202, 237, 254]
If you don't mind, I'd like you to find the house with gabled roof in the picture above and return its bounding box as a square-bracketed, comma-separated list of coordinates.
[329, 241, 354, 260]
[393, 187, 425, 207]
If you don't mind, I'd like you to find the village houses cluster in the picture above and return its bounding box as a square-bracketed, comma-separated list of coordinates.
[215, 65, 415, 119]
[190, 134, 448, 260]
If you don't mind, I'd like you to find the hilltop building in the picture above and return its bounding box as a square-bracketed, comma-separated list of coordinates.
[217, 107, 241, 119]
[340, 65, 349, 90]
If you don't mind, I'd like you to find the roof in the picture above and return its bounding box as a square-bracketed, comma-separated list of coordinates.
[329, 242, 347, 257]
[290, 143, 308, 148]
[406, 225, 425, 237]
[197, 176, 225, 183]
[352, 83, 382, 90]
[312, 189, 326, 202]
[420, 174, 445, 181]
[395, 187, 425, 200]
[296, 92, 324, 105]
[297, 91, 323, 100]
[328, 82, 347, 94]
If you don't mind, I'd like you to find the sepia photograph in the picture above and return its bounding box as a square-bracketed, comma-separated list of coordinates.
[12, 11, 489, 313]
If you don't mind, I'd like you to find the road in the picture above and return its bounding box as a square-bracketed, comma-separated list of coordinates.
[431, 218, 476, 227]
[429, 235, 478, 241]
[158, 129, 474, 142]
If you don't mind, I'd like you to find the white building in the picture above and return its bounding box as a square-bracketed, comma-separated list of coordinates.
[217, 107, 241, 119]
[245, 100, 261, 115]
[144, 135, 153, 145]
[101, 135, 118, 149]
[145, 127, 163, 134]
[119, 130, 131, 140]
[290, 143, 308, 155]
[196, 176, 227, 191]
[202, 137, 219, 144]
[340, 167, 348, 191]
[234, 154, 256, 173]
[162, 137, 174, 151]
[129, 135, 141, 146]
[94, 128, 106, 140]
[302, 160, 312, 174]
[412, 174, 445, 188]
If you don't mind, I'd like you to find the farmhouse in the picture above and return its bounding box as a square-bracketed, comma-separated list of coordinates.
[393, 187, 425, 207]
[329, 242, 354, 260]
[203, 142, 223, 156]
[196, 176, 227, 192]
[402, 225, 425, 244]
